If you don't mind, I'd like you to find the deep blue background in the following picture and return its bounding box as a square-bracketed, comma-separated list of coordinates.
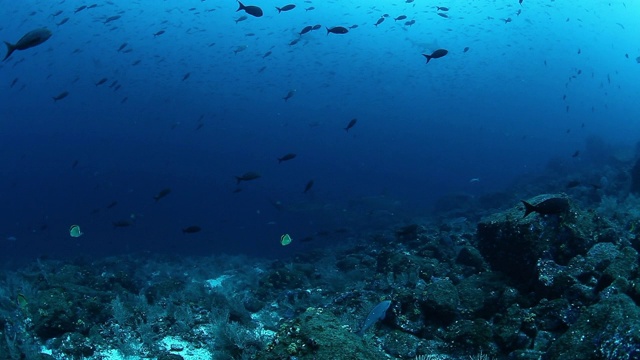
[1, 0, 638, 262]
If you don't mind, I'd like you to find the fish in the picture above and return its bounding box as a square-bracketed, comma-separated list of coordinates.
[436, 6, 449, 11]
[117, 43, 127, 52]
[521, 197, 570, 218]
[182, 225, 202, 234]
[305, 7, 315, 11]
[394, 15, 407, 21]
[312, 24, 322, 30]
[357, 300, 392, 336]
[404, 20, 415, 26]
[300, 25, 313, 35]
[51, 10, 63, 17]
[236, 172, 261, 184]
[153, 188, 172, 201]
[182, 72, 190, 81]
[283, 89, 296, 101]
[104, 15, 121, 24]
[303, 180, 314, 193]
[344, 118, 357, 131]
[10, 78, 18, 88]
[234, 45, 248, 54]
[235, 15, 248, 23]
[237, 1, 263, 17]
[326, 26, 349, 35]
[288, 38, 300, 46]
[422, 49, 448, 63]
[3, 28, 53, 61]
[503, 17, 512, 24]
[349, 24, 359, 29]
[153, 30, 165, 37]
[95, 78, 107, 86]
[263, 51, 272, 58]
[132, 59, 141, 65]
[52, 91, 69, 102]
[374, 17, 385, 27]
[463, 46, 470, 52]
[278, 153, 297, 163]
[74, 5, 87, 13]
[437, 13, 449, 18]
[276, 4, 296, 13]
[56, 17, 69, 26]
[112, 220, 132, 228]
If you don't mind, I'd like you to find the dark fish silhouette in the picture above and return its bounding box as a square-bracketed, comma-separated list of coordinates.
[344, 118, 357, 131]
[236, 172, 261, 184]
[303, 180, 314, 193]
[312, 24, 322, 30]
[394, 15, 407, 21]
[422, 49, 448, 63]
[104, 15, 121, 24]
[436, 6, 449, 11]
[112, 220, 132, 228]
[95, 78, 107, 86]
[74, 5, 87, 13]
[278, 153, 297, 163]
[283, 89, 296, 101]
[300, 25, 313, 35]
[182, 226, 202, 234]
[572, 150, 580, 158]
[153, 30, 165, 37]
[154, 188, 172, 201]
[521, 198, 570, 218]
[53, 91, 69, 102]
[182, 72, 191, 81]
[326, 26, 349, 35]
[404, 20, 415, 26]
[374, 17, 385, 27]
[463, 47, 470, 52]
[3, 28, 52, 61]
[56, 17, 69, 26]
[237, 1, 263, 17]
[276, 4, 295, 13]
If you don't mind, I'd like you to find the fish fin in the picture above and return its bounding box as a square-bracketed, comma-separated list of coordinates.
[276, 7, 281, 13]
[422, 54, 432, 63]
[235, 176, 242, 184]
[326, 27, 330, 35]
[3, 41, 16, 61]
[236, 1, 245, 11]
[521, 200, 536, 218]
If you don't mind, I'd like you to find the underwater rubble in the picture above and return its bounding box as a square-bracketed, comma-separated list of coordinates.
[3, 160, 640, 359]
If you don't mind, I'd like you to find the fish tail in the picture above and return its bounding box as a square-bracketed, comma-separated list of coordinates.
[276, 7, 282, 13]
[3, 41, 16, 61]
[236, 1, 245, 11]
[423, 54, 432, 63]
[521, 200, 536, 218]
[326, 27, 330, 35]
[235, 176, 242, 184]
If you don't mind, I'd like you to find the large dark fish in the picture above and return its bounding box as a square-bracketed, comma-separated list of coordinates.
[154, 188, 172, 201]
[276, 4, 295, 13]
[344, 118, 357, 131]
[278, 153, 297, 163]
[521, 197, 570, 218]
[326, 26, 349, 35]
[236, 172, 261, 184]
[303, 180, 314, 193]
[237, 1, 263, 17]
[3, 28, 52, 61]
[182, 225, 202, 234]
[52, 91, 69, 102]
[422, 49, 448, 63]
[299, 25, 313, 35]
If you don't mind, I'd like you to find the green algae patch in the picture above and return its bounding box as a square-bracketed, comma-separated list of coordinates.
[259, 307, 388, 360]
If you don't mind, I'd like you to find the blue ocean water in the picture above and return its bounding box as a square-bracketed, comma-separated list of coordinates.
[1, 0, 638, 261]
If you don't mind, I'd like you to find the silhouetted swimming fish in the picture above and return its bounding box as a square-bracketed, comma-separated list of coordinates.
[300, 25, 313, 35]
[374, 17, 385, 27]
[237, 1, 263, 17]
[3, 28, 52, 61]
[344, 118, 357, 131]
[521, 197, 570, 218]
[182, 225, 202, 234]
[422, 49, 448, 63]
[283, 89, 296, 101]
[236, 172, 261, 184]
[278, 153, 297, 163]
[52, 91, 69, 102]
[303, 180, 314, 193]
[326, 26, 349, 35]
[154, 188, 172, 201]
[276, 4, 295, 13]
